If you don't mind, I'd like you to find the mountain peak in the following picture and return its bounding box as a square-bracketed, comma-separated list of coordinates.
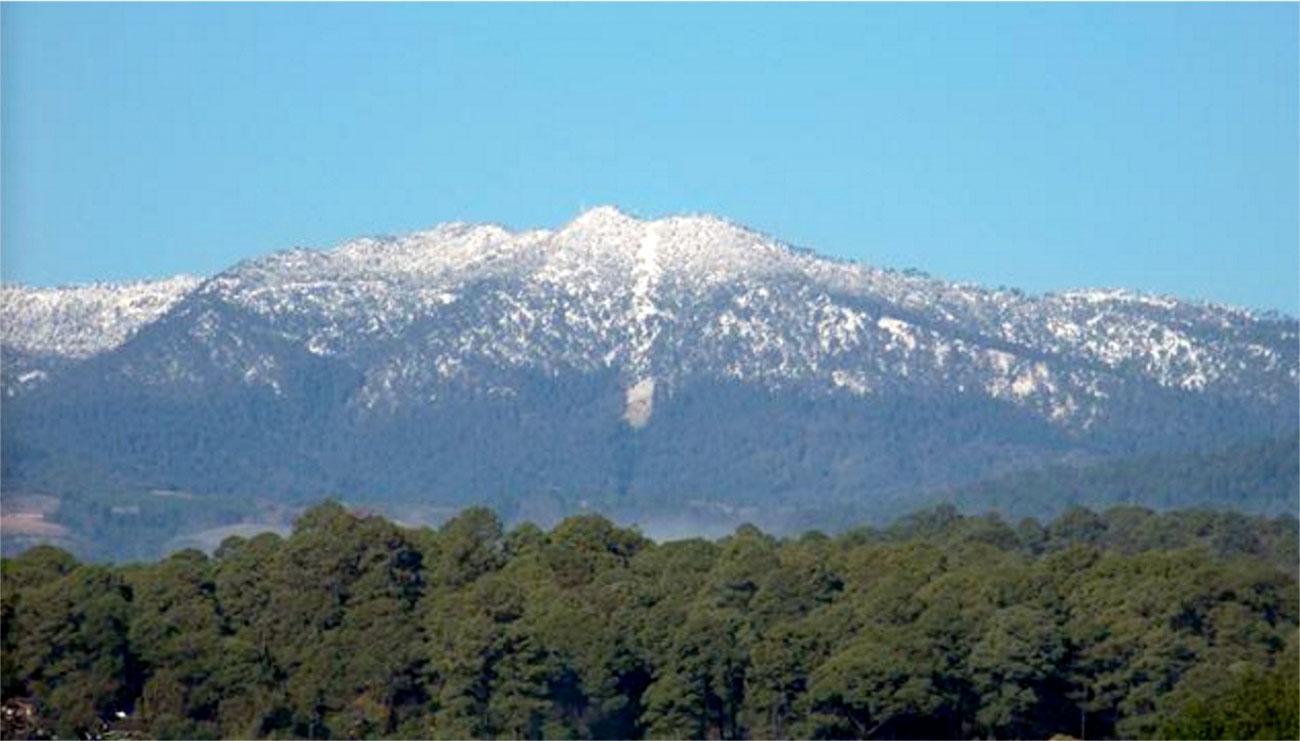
[566, 205, 641, 231]
[3, 207, 1296, 518]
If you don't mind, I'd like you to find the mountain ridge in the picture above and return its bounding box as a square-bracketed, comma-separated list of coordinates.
[2, 207, 1295, 537]
[5, 207, 1293, 388]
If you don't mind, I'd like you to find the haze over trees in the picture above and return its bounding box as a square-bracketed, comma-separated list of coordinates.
[3, 434, 1295, 564]
[2, 502, 1296, 740]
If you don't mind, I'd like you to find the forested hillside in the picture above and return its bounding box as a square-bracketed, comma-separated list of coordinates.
[919, 435, 1300, 520]
[4, 434, 1296, 564]
[5, 209, 1297, 528]
[2, 503, 1296, 740]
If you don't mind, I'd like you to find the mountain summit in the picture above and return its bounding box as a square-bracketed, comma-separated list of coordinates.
[2, 208, 1296, 542]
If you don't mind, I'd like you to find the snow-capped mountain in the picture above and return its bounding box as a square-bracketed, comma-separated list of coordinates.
[2, 207, 1295, 527]
[1, 275, 199, 396]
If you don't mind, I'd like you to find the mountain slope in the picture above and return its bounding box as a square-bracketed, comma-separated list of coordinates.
[2, 207, 1295, 532]
[0, 276, 200, 397]
[926, 434, 1300, 521]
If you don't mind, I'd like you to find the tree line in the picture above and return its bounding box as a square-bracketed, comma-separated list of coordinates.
[2, 503, 1297, 739]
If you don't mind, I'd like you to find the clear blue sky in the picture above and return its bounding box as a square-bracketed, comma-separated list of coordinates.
[3, 3, 1296, 313]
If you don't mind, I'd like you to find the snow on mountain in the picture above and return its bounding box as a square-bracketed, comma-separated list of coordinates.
[3, 207, 1295, 432]
[3, 207, 1295, 525]
[0, 275, 200, 395]
[1, 275, 201, 358]
[113, 206, 1286, 430]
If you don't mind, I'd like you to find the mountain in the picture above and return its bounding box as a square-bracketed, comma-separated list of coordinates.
[934, 433, 1300, 519]
[2, 207, 1296, 545]
[0, 275, 199, 398]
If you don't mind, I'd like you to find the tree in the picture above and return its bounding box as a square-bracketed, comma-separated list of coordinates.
[2, 503, 1296, 739]
[128, 549, 224, 737]
[801, 629, 946, 739]
[967, 604, 1067, 738]
[9, 564, 137, 737]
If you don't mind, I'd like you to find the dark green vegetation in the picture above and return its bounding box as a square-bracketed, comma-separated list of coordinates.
[0, 488, 288, 564]
[4, 434, 1296, 564]
[2, 503, 1297, 740]
[926, 435, 1300, 521]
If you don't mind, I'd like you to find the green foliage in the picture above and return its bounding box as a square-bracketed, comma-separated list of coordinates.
[1159, 658, 1300, 740]
[933, 435, 1300, 523]
[5, 558, 138, 737]
[2, 503, 1296, 739]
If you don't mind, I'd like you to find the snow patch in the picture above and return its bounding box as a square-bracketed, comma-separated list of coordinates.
[831, 370, 869, 395]
[16, 370, 47, 384]
[1, 276, 199, 358]
[1010, 362, 1052, 398]
[877, 316, 916, 351]
[623, 377, 656, 428]
[986, 349, 1015, 375]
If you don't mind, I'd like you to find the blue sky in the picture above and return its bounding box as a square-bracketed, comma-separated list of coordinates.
[3, 3, 1296, 313]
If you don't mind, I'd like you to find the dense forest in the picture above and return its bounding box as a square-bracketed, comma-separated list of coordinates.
[918, 435, 1300, 521]
[2, 503, 1297, 740]
[7, 434, 1297, 564]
